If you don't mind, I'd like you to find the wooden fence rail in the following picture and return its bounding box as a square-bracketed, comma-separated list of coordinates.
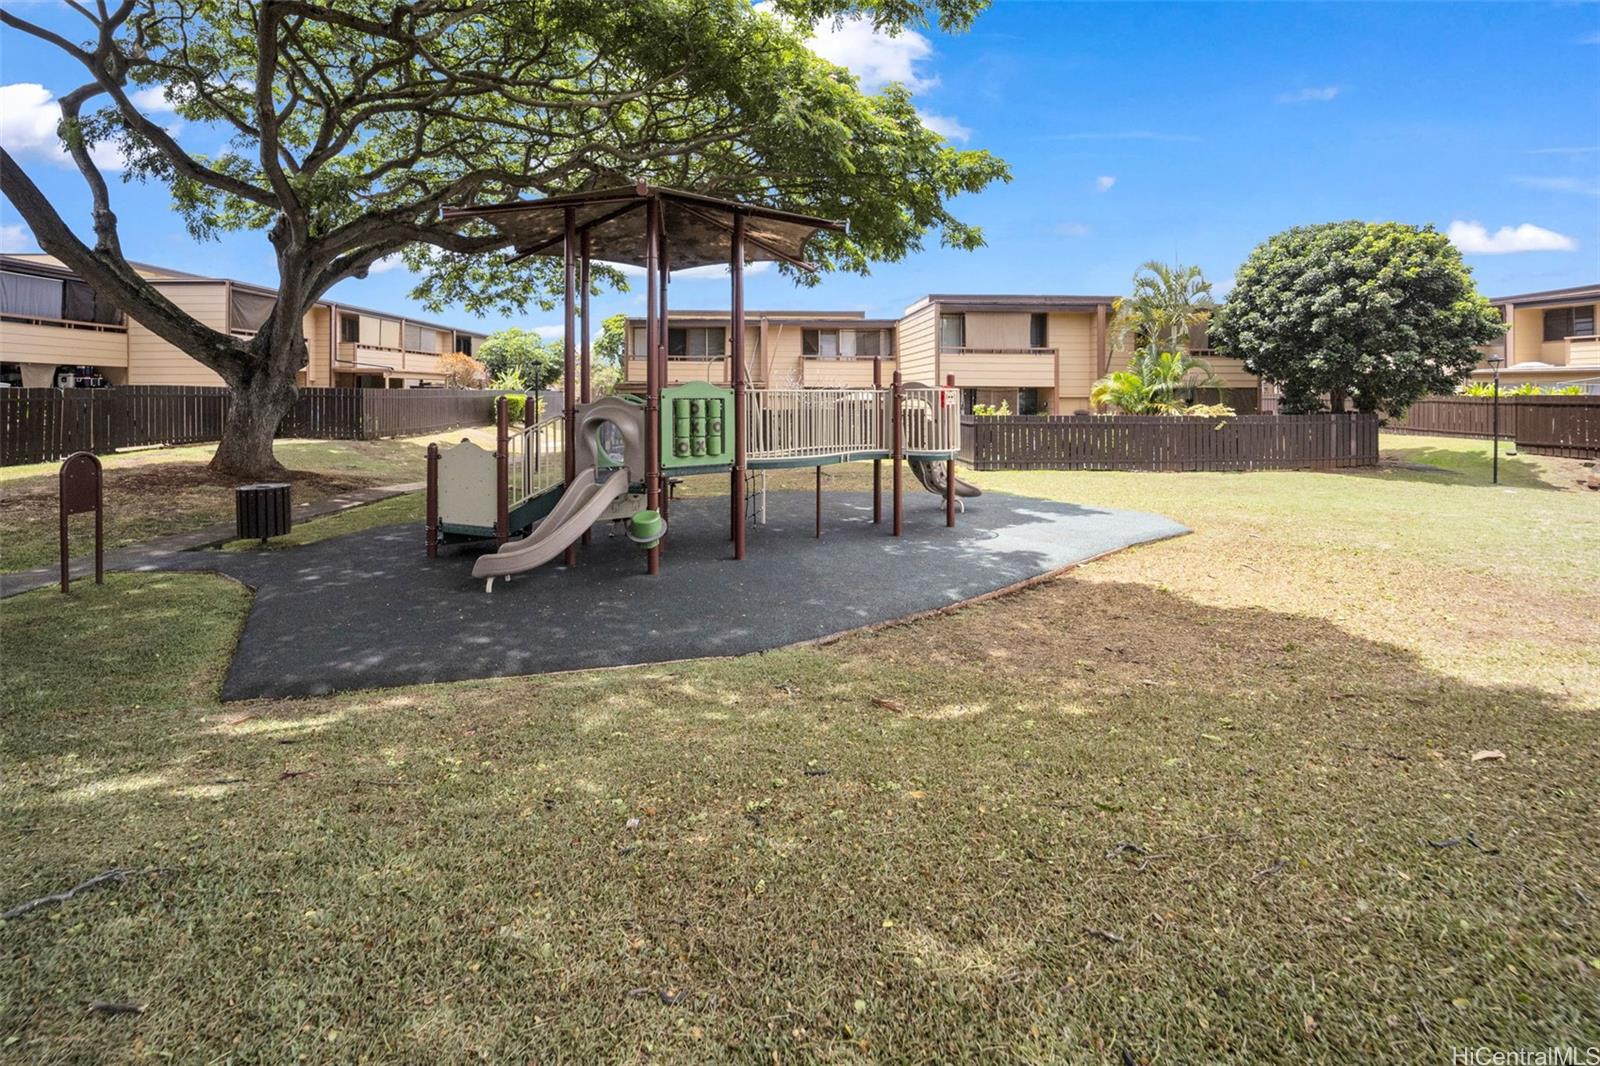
[1, 386, 499, 466]
[959, 413, 1379, 471]
[1386, 395, 1599, 458]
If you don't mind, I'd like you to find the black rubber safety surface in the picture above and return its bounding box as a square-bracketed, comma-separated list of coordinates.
[154, 490, 1187, 700]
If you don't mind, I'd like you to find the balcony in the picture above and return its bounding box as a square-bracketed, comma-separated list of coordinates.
[0, 315, 129, 367]
[336, 342, 445, 377]
[625, 357, 732, 385]
[800, 357, 894, 388]
[939, 346, 1056, 388]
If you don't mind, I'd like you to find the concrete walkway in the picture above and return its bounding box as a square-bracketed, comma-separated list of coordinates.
[0, 482, 423, 599]
[128, 489, 1189, 700]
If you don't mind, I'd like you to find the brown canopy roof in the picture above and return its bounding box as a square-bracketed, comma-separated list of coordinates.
[442, 183, 847, 271]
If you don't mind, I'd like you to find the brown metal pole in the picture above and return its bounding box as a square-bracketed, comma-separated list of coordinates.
[872, 356, 882, 524]
[731, 211, 748, 559]
[495, 396, 509, 545]
[58, 467, 69, 594]
[580, 229, 592, 405]
[643, 196, 661, 575]
[426, 442, 440, 558]
[563, 207, 578, 567]
[815, 464, 822, 538]
[892, 369, 904, 537]
[93, 458, 103, 585]
[945, 373, 957, 528]
[658, 228, 671, 535]
[580, 230, 592, 548]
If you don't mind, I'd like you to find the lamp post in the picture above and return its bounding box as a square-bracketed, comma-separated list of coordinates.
[1487, 353, 1504, 485]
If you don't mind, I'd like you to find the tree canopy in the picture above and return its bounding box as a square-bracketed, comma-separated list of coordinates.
[1112, 261, 1216, 357]
[1211, 222, 1504, 414]
[477, 329, 563, 390]
[0, 0, 1009, 475]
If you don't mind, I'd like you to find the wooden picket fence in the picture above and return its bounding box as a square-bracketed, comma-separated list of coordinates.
[959, 413, 1379, 471]
[0, 385, 498, 465]
[1386, 395, 1599, 458]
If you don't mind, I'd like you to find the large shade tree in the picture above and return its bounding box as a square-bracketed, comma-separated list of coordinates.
[1, 0, 1008, 477]
[1211, 222, 1504, 414]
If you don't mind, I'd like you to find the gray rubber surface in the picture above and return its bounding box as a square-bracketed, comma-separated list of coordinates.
[156, 490, 1187, 701]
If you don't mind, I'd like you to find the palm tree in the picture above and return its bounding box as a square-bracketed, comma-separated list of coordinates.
[1111, 261, 1217, 358]
[1091, 349, 1226, 415]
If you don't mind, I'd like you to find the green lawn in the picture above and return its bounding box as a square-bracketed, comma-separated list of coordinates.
[0, 428, 493, 574]
[2, 436, 1596, 1063]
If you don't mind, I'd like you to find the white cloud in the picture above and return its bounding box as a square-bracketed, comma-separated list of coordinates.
[1512, 175, 1600, 197]
[1277, 86, 1341, 104]
[804, 16, 937, 93]
[919, 110, 970, 142]
[1054, 221, 1090, 238]
[1, 222, 36, 252]
[1526, 145, 1599, 156]
[367, 254, 407, 274]
[1094, 175, 1116, 192]
[127, 85, 177, 111]
[533, 324, 563, 340]
[0, 82, 126, 170]
[1579, 32, 1600, 45]
[1447, 220, 1578, 255]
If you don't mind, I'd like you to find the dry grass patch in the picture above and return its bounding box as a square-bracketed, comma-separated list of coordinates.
[2, 434, 1597, 1063]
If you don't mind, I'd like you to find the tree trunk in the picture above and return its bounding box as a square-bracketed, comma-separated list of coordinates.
[210, 366, 298, 479]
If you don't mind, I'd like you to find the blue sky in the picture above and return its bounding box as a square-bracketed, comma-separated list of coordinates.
[2, 1, 1597, 341]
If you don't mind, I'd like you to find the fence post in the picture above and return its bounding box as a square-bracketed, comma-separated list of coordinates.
[944, 374, 957, 527]
[425, 442, 440, 559]
[494, 396, 509, 545]
[892, 369, 903, 537]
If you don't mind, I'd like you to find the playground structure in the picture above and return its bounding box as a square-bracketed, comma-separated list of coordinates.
[427, 184, 974, 589]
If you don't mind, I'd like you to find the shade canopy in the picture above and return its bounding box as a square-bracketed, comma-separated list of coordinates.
[442, 183, 847, 271]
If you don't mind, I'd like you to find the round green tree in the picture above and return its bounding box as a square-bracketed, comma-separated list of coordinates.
[1211, 222, 1505, 414]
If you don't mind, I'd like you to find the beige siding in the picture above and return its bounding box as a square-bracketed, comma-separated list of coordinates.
[303, 306, 331, 385]
[895, 303, 937, 384]
[1051, 313, 1097, 411]
[1509, 306, 1543, 365]
[127, 283, 228, 385]
[761, 322, 808, 387]
[801, 358, 895, 388]
[941, 350, 1053, 388]
[0, 319, 129, 367]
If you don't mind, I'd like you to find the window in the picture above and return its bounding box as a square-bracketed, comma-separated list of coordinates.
[339, 314, 361, 343]
[457, 334, 472, 358]
[0, 271, 63, 319]
[857, 330, 882, 359]
[802, 329, 840, 358]
[1544, 305, 1596, 341]
[960, 388, 977, 414]
[1030, 313, 1048, 349]
[667, 326, 725, 359]
[940, 313, 965, 349]
[631, 327, 647, 358]
[1018, 388, 1044, 415]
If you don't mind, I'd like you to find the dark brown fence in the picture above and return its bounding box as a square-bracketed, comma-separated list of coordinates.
[959, 413, 1379, 471]
[1, 386, 498, 466]
[1386, 395, 1599, 457]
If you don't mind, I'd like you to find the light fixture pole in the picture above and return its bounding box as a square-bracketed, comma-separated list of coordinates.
[1487, 353, 1504, 484]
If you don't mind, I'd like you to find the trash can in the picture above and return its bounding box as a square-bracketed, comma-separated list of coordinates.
[236, 483, 292, 543]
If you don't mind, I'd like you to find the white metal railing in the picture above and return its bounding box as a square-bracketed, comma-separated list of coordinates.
[746, 388, 889, 460]
[508, 413, 564, 507]
[899, 386, 961, 454]
[743, 386, 960, 459]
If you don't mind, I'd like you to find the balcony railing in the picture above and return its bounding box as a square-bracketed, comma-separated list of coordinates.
[335, 341, 447, 375]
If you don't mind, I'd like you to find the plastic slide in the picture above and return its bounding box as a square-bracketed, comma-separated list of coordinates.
[907, 456, 981, 500]
[471, 466, 628, 589]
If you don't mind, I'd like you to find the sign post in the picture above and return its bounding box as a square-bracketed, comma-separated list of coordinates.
[58, 451, 104, 593]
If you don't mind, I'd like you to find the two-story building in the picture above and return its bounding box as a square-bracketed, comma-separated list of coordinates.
[1474, 283, 1600, 390]
[0, 254, 486, 389]
[623, 309, 900, 390]
[621, 294, 1261, 415]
